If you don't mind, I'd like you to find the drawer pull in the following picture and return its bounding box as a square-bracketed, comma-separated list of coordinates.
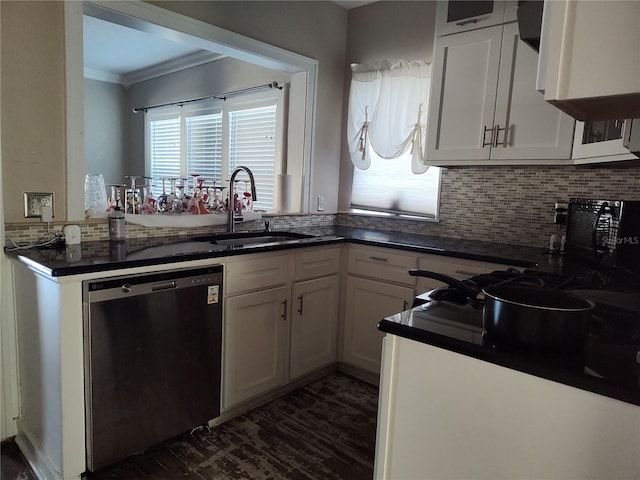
[455, 269, 481, 277]
[494, 124, 508, 147]
[368, 256, 388, 262]
[456, 17, 480, 26]
[482, 125, 495, 147]
[297, 295, 304, 315]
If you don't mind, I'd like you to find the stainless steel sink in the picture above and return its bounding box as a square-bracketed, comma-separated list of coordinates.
[200, 231, 313, 247]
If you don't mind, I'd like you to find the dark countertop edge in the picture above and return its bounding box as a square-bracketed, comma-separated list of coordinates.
[5, 228, 544, 277]
[378, 319, 640, 407]
[10, 236, 345, 277]
[342, 237, 536, 268]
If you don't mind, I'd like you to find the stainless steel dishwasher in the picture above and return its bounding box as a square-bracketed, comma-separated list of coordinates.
[82, 265, 223, 471]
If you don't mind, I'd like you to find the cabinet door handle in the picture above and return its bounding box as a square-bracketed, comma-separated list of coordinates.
[368, 256, 388, 262]
[494, 124, 508, 147]
[281, 299, 288, 321]
[456, 18, 480, 26]
[455, 269, 481, 277]
[482, 125, 495, 147]
[297, 295, 304, 315]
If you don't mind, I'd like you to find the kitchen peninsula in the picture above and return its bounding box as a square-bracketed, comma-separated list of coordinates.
[6, 226, 545, 479]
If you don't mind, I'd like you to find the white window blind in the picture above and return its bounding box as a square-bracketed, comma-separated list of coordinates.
[146, 94, 281, 211]
[229, 104, 277, 211]
[149, 117, 181, 195]
[348, 59, 440, 219]
[351, 148, 440, 218]
[186, 112, 223, 183]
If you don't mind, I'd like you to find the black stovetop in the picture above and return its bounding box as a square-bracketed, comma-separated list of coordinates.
[380, 267, 640, 406]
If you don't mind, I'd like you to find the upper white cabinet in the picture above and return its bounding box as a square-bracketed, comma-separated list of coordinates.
[436, 0, 517, 36]
[538, 0, 640, 121]
[572, 120, 638, 164]
[426, 21, 574, 165]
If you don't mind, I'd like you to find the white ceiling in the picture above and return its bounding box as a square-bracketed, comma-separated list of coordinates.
[332, 0, 378, 8]
[83, 15, 224, 85]
[84, 1, 377, 84]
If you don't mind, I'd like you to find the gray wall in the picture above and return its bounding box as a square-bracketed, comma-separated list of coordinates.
[84, 79, 128, 185]
[339, 1, 437, 209]
[149, 0, 349, 213]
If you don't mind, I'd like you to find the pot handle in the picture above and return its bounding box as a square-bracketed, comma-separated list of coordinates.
[408, 269, 480, 299]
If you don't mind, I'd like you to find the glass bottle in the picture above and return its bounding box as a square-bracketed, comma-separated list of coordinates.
[109, 195, 126, 241]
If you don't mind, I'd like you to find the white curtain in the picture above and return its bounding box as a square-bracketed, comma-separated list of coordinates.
[347, 59, 431, 173]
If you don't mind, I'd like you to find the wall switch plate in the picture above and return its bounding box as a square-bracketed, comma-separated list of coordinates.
[317, 195, 325, 212]
[24, 192, 54, 218]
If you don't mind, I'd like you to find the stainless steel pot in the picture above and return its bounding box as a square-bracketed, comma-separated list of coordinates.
[483, 284, 595, 351]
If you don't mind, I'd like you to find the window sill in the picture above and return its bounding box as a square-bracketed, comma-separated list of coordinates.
[347, 209, 439, 223]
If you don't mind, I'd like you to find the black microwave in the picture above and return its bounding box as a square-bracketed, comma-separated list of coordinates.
[565, 198, 640, 275]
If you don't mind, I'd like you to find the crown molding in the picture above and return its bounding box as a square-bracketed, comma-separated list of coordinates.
[84, 67, 124, 85]
[84, 51, 226, 87]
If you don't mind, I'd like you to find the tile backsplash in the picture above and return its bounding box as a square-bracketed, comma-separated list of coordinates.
[338, 164, 640, 249]
[5, 164, 640, 250]
[4, 213, 336, 246]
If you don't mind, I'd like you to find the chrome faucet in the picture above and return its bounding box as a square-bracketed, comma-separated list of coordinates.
[227, 166, 257, 233]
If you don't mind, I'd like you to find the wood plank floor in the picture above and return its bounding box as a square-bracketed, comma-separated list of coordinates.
[1, 373, 378, 480]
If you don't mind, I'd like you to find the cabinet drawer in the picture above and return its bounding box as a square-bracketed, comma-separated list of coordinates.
[416, 254, 514, 292]
[294, 246, 341, 281]
[348, 246, 417, 286]
[225, 254, 289, 295]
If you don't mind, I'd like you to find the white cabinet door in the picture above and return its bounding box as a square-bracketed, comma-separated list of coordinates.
[290, 275, 339, 379]
[492, 22, 574, 161]
[224, 286, 289, 409]
[427, 22, 575, 165]
[572, 120, 637, 164]
[375, 335, 640, 480]
[343, 276, 414, 374]
[538, 0, 640, 120]
[426, 25, 503, 162]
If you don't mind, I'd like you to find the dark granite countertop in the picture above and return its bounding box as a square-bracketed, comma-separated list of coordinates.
[379, 305, 640, 407]
[4, 225, 552, 277]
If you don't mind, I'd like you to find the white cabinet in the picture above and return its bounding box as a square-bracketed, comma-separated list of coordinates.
[290, 275, 339, 379]
[426, 22, 574, 165]
[375, 335, 640, 479]
[572, 120, 638, 164]
[538, 0, 640, 121]
[290, 246, 341, 380]
[223, 246, 341, 408]
[435, 0, 516, 37]
[343, 276, 414, 375]
[224, 286, 290, 409]
[342, 246, 416, 375]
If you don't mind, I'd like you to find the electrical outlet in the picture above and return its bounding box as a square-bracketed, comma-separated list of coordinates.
[553, 201, 568, 225]
[317, 195, 325, 212]
[24, 192, 54, 218]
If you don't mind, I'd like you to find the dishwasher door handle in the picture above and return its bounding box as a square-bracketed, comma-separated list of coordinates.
[151, 281, 178, 291]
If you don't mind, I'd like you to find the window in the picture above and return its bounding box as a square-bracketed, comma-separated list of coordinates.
[347, 60, 441, 220]
[146, 93, 282, 211]
[351, 148, 441, 218]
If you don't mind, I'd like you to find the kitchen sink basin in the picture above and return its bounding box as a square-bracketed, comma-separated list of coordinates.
[198, 231, 313, 247]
